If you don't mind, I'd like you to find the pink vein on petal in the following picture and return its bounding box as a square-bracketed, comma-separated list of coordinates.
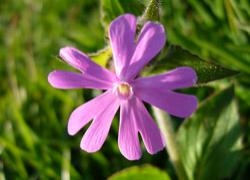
[67, 91, 117, 135]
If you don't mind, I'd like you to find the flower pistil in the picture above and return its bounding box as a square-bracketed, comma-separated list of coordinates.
[115, 82, 133, 100]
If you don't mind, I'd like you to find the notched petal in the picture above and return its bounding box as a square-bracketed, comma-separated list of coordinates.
[67, 91, 116, 135]
[134, 86, 198, 118]
[109, 14, 137, 77]
[59, 46, 116, 83]
[126, 22, 166, 80]
[134, 66, 197, 90]
[118, 101, 142, 160]
[80, 98, 119, 152]
[133, 98, 165, 154]
[48, 70, 111, 90]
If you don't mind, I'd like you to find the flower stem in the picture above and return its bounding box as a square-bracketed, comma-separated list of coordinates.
[152, 107, 187, 180]
[143, 0, 159, 21]
[139, 0, 160, 27]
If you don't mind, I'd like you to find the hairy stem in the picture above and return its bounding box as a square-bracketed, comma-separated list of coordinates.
[152, 107, 187, 180]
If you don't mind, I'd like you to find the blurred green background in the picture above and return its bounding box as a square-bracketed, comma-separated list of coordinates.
[0, 0, 250, 179]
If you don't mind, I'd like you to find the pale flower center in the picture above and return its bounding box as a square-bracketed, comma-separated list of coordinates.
[115, 82, 133, 100]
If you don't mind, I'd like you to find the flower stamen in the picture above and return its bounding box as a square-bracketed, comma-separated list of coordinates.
[115, 82, 133, 100]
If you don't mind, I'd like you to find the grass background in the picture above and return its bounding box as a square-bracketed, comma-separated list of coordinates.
[0, 0, 250, 179]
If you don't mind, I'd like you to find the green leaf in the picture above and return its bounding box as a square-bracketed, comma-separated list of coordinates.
[147, 45, 238, 84]
[88, 46, 112, 67]
[108, 165, 171, 180]
[100, 0, 145, 29]
[176, 85, 242, 180]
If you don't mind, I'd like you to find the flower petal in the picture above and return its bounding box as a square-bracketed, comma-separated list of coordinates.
[109, 14, 137, 77]
[48, 70, 112, 90]
[133, 67, 197, 90]
[134, 86, 197, 118]
[80, 96, 119, 152]
[60, 46, 116, 83]
[133, 97, 165, 154]
[67, 91, 116, 135]
[118, 99, 141, 160]
[126, 22, 166, 80]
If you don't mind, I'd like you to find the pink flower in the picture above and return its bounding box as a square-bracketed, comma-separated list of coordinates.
[48, 14, 197, 160]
